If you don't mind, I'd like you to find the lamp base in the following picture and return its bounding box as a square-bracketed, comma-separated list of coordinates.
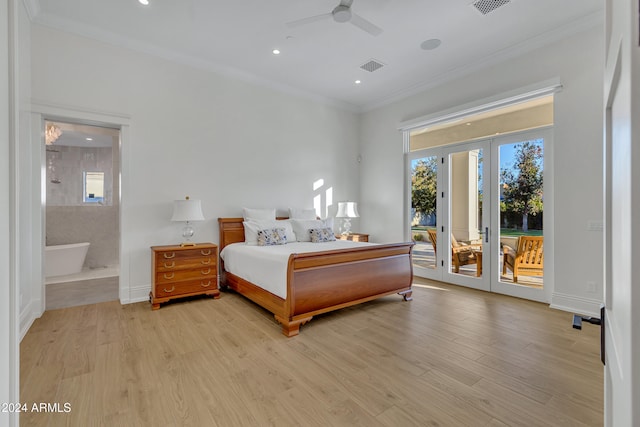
[340, 218, 353, 235]
[180, 222, 197, 247]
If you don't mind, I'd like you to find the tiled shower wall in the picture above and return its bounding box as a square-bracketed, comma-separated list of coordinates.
[46, 141, 119, 269]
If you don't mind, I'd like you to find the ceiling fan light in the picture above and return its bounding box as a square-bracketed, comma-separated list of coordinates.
[333, 6, 352, 23]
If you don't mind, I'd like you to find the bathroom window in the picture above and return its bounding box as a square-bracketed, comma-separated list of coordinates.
[83, 171, 105, 203]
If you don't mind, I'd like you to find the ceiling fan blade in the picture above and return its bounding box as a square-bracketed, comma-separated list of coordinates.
[339, 0, 354, 6]
[350, 13, 383, 36]
[286, 13, 333, 28]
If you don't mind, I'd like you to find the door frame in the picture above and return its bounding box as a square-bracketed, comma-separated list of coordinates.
[407, 128, 553, 302]
[602, 12, 639, 422]
[30, 102, 130, 314]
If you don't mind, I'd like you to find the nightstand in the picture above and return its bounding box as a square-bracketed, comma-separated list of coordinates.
[150, 243, 220, 310]
[336, 233, 369, 242]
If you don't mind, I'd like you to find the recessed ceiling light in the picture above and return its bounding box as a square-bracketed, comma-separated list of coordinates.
[272, 49, 281, 55]
[420, 38, 442, 51]
[355, 80, 361, 84]
[85, 137, 93, 141]
[138, 0, 149, 5]
[466, 123, 471, 126]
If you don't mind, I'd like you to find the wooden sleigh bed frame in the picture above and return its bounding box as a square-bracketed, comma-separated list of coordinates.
[218, 218, 414, 336]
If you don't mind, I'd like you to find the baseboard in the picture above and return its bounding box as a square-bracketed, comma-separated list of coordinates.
[550, 292, 602, 318]
[120, 284, 151, 305]
[19, 300, 42, 341]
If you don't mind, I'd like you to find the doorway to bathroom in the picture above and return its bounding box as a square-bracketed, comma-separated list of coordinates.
[44, 120, 121, 310]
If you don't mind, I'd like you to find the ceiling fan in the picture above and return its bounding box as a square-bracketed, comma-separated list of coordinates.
[286, 0, 383, 37]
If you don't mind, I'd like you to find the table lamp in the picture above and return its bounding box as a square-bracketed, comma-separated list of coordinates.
[171, 196, 205, 246]
[336, 201, 359, 235]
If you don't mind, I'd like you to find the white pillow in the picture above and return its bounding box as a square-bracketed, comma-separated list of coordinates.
[290, 219, 332, 242]
[323, 216, 334, 230]
[242, 208, 276, 221]
[288, 208, 317, 220]
[243, 219, 296, 245]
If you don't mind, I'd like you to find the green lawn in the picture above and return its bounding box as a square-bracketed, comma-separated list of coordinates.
[411, 226, 542, 237]
[499, 228, 543, 237]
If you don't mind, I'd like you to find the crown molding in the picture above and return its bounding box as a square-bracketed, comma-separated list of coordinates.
[361, 9, 604, 113]
[25, 3, 602, 115]
[30, 11, 361, 113]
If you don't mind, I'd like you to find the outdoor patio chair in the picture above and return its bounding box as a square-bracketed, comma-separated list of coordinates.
[502, 235, 544, 283]
[427, 229, 478, 273]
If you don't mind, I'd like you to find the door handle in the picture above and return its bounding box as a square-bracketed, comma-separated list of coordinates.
[600, 304, 606, 366]
[485, 227, 489, 243]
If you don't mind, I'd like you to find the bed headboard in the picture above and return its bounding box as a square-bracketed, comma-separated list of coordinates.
[218, 218, 245, 252]
[218, 217, 290, 252]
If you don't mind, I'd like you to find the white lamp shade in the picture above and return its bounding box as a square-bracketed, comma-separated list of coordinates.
[336, 202, 359, 218]
[171, 199, 205, 222]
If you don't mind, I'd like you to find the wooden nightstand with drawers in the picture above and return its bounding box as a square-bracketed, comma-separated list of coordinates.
[150, 243, 220, 310]
[336, 233, 369, 242]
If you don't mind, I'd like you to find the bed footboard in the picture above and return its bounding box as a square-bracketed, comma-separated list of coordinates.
[276, 242, 414, 336]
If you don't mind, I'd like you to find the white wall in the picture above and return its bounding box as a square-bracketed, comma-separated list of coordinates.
[359, 25, 604, 314]
[29, 25, 361, 304]
[1, 1, 14, 425]
[3, 0, 21, 425]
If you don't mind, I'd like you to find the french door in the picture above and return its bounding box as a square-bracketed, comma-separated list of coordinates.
[409, 139, 490, 292]
[408, 128, 551, 302]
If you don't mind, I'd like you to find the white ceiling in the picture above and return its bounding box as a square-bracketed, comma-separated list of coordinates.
[48, 121, 117, 148]
[28, 0, 603, 111]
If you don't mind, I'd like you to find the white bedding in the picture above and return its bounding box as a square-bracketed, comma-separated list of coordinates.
[220, 240, 374, 299]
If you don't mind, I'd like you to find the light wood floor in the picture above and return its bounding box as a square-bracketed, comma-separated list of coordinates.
[21, 278, 603, 426]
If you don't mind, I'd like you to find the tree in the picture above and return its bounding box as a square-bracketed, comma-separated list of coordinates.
[500, 141, 543, 232]
[411, 157, 438, 217]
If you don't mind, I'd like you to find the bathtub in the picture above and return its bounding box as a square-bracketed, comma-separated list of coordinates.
[45, 242, 90, 277]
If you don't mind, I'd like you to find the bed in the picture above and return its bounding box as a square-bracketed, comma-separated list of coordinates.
[218, 217, 414, 336]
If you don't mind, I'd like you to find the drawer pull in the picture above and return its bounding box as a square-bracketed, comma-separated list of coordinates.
[201, 281, 211, 288]
[201, 259, 211, 265]
[163, 273, 175, 279]
[201, 268, 211, 275]
[164, 261, 175, 268]
[163, 252, 176, 259]
[163, 286, 175, 293]
[201, 249, 212, 256]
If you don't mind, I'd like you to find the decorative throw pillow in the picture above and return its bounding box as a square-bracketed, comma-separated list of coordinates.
[244, 219, 296, 245]
[309, 227, 337, 243]
[257, 228, 288, 246]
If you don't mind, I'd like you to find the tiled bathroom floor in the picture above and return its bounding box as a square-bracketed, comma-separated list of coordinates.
[46, 276, 119, 310]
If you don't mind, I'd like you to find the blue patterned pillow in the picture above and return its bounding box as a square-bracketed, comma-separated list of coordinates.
[309, 228, 336, 243]
[257, 228, 288, 246]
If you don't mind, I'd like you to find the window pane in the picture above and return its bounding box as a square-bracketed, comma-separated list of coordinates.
[84, 172, 104, 203]
[411, 156, 438, 270]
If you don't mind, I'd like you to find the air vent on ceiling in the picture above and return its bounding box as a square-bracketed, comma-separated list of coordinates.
[360, 59, 385, 73]
[472, 0, 511, 15]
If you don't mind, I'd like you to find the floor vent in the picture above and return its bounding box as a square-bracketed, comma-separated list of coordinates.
[360, 59, 385, 73]
[471, 0, 511, 15]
